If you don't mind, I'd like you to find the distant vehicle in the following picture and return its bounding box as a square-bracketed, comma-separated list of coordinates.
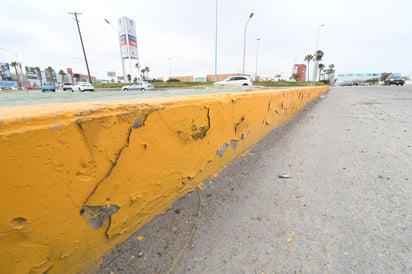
[122, 81, 154, 91]
[42, 82, 55, 92]
[384, 75, 405, 86]
[214, 76, 252, 86]
[339, 81, 353, 86]
[63, 82, 73, 91]
[73, 82, 94, 92]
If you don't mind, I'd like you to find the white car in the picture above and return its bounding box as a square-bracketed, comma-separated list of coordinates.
[122, 82, 154, 91]
[63, 82, 74, 91]
[214, 76, 252, 86]
[73, 82, 94, 92]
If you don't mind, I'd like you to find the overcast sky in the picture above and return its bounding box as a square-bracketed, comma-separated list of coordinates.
[1, 0, 411, 80]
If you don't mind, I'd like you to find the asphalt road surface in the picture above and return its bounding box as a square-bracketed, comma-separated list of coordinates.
[96, 85, 412, 274]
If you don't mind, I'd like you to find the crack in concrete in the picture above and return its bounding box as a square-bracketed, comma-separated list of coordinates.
[78, 113, 150, 234]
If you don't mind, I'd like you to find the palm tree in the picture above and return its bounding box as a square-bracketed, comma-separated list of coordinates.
[10, 61, 21, 89]
[46, 66, 54, 83]
[35, 66, 42, 86]
[135, 62, 141, 80]
[318, 63, 325, 81]
[59, 69, 66, 86]
[304, 54, 313, 81]
[144, 66, 150, 80]
[140, 68, 145, 80]
[290, 73, 300, 81]
[314, 50, 324, 62]
[312, 50, 324, 82]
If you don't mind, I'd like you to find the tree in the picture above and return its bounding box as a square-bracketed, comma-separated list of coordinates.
[135, 62, 141, 80]
[35, 66, 43, 85]
[290, 73, 300, 81]
[140, 68, 145, 80]
[127, 74, 131, 83]
[312, 50, 324, 82]
[46, 66, 54, 83]
[10, 61, 21, 89]
[380, 72, 391, 81]
[59, 69, 66, 85]
[318, 63, 325, 80]
[314, 50, 324, 62]
[143, 66, 150, 80]
[304, 54, 313, 81]
[140, 66, 150, 80]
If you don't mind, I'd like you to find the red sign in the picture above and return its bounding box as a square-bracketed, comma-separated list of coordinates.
[67, 68, 73, 74]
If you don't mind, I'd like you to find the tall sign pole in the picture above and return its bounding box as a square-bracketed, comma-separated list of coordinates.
[118, 17, 139, 82]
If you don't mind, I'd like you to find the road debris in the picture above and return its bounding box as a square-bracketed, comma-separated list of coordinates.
[278, 173, 291, 179]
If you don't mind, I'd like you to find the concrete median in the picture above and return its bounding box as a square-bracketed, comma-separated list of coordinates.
[0, 86, 328, 273]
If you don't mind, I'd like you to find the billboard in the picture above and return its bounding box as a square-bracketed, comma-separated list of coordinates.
[25, 66, 39, 80]
[0, 62, 12, 81]
[118, 16, 138, 59]
[107, 71, 116, 77]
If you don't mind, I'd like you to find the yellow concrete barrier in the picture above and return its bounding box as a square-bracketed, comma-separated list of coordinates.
[0, 87, 328, 273]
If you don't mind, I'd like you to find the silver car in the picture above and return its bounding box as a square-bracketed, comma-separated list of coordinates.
[122, 82, 154, 91]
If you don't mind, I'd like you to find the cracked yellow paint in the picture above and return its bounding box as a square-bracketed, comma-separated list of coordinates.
[0, 87, 328, 273]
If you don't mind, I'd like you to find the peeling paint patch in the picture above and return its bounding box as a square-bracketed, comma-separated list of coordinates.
[49, 124, 64, 131]
[231, 140, 238, 150]
[191, 125, 209, 140]
[133, 115, 146, 128]
[216, 143, 229, 158]
[234, 116, 246, 134]
[80, 205, 119, 229]
[11, 217, 27, 230]
[181, 176, 193, 186]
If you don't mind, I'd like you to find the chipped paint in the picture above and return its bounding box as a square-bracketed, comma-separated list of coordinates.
[0, 87, 328, 273]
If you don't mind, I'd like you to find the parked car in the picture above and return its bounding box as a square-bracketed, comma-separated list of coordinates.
[73, 82, 94, 92]
[384, 75, 405, 86]
[63, 82, 74, 91]
[42, 82, 55, 92]
[214, 76, 252, 86]
[122, 81, 154, 91]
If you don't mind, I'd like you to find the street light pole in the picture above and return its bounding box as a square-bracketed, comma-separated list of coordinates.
[242, 12, 254, 74]
[312, 24, 325, 85]
[214, 0, 218, 81]
[168, 58, 172, 78]
[105, 18, 126, 83]
[69, 12, 93, 84]
[255, 38, 260, 81]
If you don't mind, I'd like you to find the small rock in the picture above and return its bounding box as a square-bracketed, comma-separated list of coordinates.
[137, 251, 144, 258]
[278, 173, 291, 179]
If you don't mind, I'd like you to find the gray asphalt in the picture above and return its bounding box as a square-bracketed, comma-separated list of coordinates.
[97, 85, 412, 274]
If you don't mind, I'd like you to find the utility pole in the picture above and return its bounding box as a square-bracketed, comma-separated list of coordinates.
[69, 12, 92, 83]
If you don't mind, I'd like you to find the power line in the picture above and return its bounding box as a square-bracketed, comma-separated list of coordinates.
[69, 12, 92, 84]
[0, 23, 70, 46]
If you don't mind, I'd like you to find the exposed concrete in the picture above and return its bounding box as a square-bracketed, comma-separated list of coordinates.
[0, 87, 327, 273]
